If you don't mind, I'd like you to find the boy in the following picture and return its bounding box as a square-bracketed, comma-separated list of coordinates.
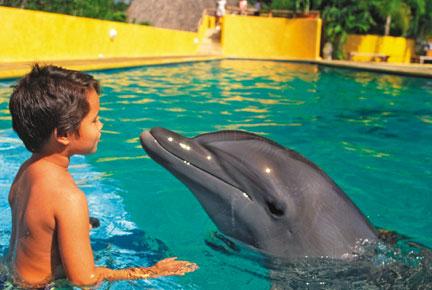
[7, 65, 198, 288]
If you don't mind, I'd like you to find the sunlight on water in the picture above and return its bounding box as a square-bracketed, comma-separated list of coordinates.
[0, 129, 194, 290]
[0, 60, 431, 289]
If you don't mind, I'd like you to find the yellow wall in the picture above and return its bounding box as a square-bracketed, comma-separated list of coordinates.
[197, 15, 216, 41]
[0, 7, 322, 64]
[221, 15, 322, 60]
[344, 34, 415, 63]
[0, 7, 199, 62]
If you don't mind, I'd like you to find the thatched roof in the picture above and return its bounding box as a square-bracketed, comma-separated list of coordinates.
[127, 0, 237, 32]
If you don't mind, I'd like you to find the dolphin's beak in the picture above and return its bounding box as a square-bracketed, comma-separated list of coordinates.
[140, 130, 153, 145]
[140, 127, 183, 153]
[141, 127, 213, 166]
[140, 129, 158, 154]
[141, 127, 188, 153]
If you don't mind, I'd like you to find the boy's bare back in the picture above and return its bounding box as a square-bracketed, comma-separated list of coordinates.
[7, 65, 198, 288]
[8, 157, 81, 286]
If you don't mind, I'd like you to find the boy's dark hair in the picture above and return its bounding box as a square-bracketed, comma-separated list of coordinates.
[9, 64, 100, 153]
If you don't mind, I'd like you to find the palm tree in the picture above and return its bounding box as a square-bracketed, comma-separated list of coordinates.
[378, 0, 399, 35]
[375, 0, 411, 36]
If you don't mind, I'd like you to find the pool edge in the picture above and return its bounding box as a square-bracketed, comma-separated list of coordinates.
[224, 57, 432, 79]
[0, 55, 223, 81]
[1, 56, 432, 81]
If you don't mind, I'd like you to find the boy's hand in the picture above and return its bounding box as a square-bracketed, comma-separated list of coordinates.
[152, 257, 198, 277]
[130, 257, 198, 279]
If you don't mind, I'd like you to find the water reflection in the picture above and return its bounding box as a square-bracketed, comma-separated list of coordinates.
[0, 60, 431, 289]
[0, 129, 183, 289]
[419, 115, 432, 124]
[220, 60, 319, 83]
[205, 230, 432, 289]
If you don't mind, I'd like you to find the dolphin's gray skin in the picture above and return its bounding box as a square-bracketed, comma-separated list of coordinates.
[140, 127, 377, 258]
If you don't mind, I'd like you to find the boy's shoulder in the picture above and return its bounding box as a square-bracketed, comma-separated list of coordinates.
[28, 161, 73, 184]
[24, 160, 84, 200]
[10, 159, 87, 221]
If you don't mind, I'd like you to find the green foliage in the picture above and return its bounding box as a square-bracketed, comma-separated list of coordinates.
[393, 2, 412, 36]
[319, 1, 375, 59]
[368, 0, 431, 39]
[371, 0, 411, 36]
[406, 0, 426, 37]
[421, 2, 432, 38]
[0, 0, 128, 22]
[313, 0, 432, 58]
[271, 0, 310, 14]
[409, 0, 432, 39]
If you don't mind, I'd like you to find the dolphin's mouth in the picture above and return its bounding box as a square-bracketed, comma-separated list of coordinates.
[141, 130, 253, 202]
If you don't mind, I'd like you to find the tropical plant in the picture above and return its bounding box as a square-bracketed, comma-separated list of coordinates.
[318, 1, 375, 59]
[405, 0, 425, 37]
[371, 0, 411, 36]
[376, 0, 401, 35]
[271, 0, 292, 10]
[0, 0, 128, 22]
[406, 0, 432, 40]
[419, 1, 432, 38]
[313, 0, 431, 58]
[271, 0, 311, 15]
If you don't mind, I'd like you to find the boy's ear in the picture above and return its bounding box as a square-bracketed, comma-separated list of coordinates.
[54, 128, 71, 146]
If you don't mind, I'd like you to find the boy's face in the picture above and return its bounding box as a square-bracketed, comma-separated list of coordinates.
[69, 88, 103, 155]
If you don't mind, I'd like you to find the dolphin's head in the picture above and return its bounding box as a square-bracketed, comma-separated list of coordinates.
[140, 127, 320, 254]
[140, 127, 376, 258]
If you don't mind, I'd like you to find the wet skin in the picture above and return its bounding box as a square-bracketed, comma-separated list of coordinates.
[8, 90, 197, 288]
[140, 127, 377, 259]
[8, 88, 104, 286]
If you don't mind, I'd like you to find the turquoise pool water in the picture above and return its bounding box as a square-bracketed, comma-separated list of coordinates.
[0, 60, 431, 289]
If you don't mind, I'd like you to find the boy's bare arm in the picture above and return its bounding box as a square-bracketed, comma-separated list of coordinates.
[95, 257, 198, 281]
[54, 185, 197, 287]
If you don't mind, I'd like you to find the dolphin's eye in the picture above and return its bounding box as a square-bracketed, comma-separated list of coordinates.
[267, 201, 284, 216]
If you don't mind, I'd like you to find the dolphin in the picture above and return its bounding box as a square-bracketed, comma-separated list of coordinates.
[140, 127, 377, 259]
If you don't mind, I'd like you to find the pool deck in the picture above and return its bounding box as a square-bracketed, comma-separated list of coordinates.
[0, 55, 223, 80]
[1, 56, 432, 80]
[314, 59, 432, 79]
